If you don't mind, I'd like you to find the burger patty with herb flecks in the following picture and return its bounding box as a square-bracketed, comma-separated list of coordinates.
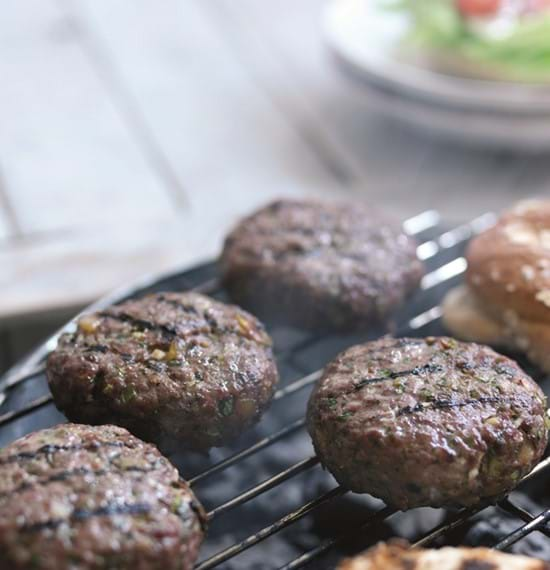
[0, 423, 206, 570]
[47, 292, 279, 451]
[307, 336, 548, 509]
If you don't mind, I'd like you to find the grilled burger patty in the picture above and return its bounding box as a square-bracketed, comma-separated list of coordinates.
[221, 199, 423, 330]
[338, 540, 550, 570]
[47, 292, 279, 451]
[307, 336, 548, 509]
[0, 424, 206, 570]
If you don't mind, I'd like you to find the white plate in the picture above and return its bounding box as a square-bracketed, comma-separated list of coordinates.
[323, 0, 550, 116]
[348, 77, 550, 151]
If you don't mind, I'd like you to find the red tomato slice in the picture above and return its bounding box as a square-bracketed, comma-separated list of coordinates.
[456, 0, 501, 16]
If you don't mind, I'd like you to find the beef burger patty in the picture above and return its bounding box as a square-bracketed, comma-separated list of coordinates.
[307, 336, 548, 509]
[0, 424, 206, 570]
[47, 292, 279, 451]
[221, 199, 423, 330]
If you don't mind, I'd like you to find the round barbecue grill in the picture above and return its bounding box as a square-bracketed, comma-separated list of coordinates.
[2, 209, 549, 569]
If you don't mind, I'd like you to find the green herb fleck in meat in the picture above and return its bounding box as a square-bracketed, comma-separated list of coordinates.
[218, 398, 234, 417]
[338, 411, 353, 422]
[120, 386, 137, 404]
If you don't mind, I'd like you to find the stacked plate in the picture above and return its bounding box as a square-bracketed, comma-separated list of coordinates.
[324, 0, 550, 151]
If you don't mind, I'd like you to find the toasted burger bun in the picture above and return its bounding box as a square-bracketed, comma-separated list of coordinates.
[443, 198, 550, 373]
[466, 199, 550, 324]
[338, 540, 550, 570]
[441, 284, 509, 347]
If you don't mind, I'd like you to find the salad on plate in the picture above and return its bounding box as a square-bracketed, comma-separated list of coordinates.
[385, 0, 550, 82]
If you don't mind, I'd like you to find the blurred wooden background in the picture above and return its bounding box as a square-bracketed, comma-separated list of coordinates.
[1, 0, 550, 371]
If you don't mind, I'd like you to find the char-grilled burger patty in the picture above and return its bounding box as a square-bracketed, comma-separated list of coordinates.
[307, 336, 548, 509]
[47, 292, 279, 451]
[0, 424, 206, 570]
[221, 199, 423, 330]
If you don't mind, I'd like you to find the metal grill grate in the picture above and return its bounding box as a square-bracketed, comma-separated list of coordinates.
[1, 209, 550, 569]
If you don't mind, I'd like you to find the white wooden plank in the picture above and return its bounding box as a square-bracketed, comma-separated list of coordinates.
[0, 0, 177, 234]
[64, 0, 350, 242]
[0, 196, 14, 242]
[0, 221, 11, 242]
[0, 212, 221, 322]
[0, 166, 21, 241]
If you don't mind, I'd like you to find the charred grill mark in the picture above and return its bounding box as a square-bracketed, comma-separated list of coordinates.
[98, 311, 178, 338]
[328, 363, 444, 402]
[457, 360, 475, 372]
[157, 295, 199, 315]
[0, 463, 160, 498]
[21, 502, 152, 533]
[84, 344, 108, 353]
[398, 396, 535, 416]
[354, 363, 444, 391]
[83, 344, 172, 389]
[0, 441, 137, 465]
[145, 360, 165, 373]
[85, 340, 169, 375]
[204, 312, 220, 333]
[98, 308, 231, 342]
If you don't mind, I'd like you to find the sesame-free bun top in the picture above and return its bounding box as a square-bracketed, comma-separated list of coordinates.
[466, 199, 550, 324]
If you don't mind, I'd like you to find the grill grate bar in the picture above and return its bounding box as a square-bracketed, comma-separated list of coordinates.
[420, 257, 467, 290]
[189, 418, 306, 486]
[3, 364, 47, 389]
[0, 394, 55, 426]
[496, 497, 550, 541]
[498, 497, 536, 525]
[0, 394, 54, 425]
[412, 507, 479, 549]
[207, 456, 319, 520]
[273, 371, 322, 401]
[402, 210, 440, 235]
[408, 305, 443, 330]
[278, 505, 396, 570]
[413, 456, 550, 549]
[416, 213, 496, 261]
[495, 508, 550, 551]
[195, 486, 347, 570]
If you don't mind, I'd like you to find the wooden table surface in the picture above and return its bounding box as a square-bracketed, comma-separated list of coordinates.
[2, 0, 550, 326]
